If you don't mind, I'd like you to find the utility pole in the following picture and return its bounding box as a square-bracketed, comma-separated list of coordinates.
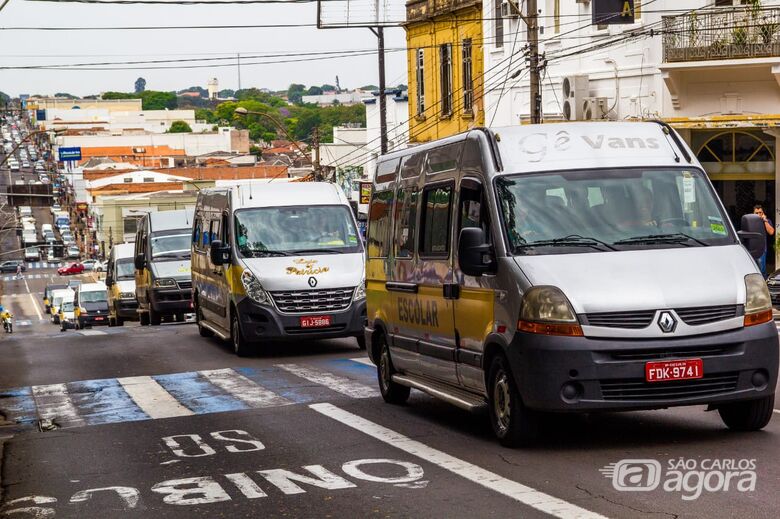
[376, 27, 388, 154]
[313, 126, 322, 181]
[237, 53, 242, 92]
[527, 0, 541, 124]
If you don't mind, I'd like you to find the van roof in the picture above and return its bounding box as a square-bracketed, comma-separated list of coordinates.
[376, 122, 698, 178]
[148, 209, 194, 232]
[52, 288, 74, 297]
[79, 282, 107, 292]
[111, 242, 135, 258]
[201, 182, 349, 210]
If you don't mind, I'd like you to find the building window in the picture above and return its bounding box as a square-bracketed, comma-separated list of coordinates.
[415, 49, 425, 116]
[495, 0, 504, 48]
[462, 39, 473, 113]
[123, 216, 141, 235]
[439, 43, 453, 117]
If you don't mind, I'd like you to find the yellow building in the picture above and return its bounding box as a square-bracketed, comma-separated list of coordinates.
[405, 0, 484, 143]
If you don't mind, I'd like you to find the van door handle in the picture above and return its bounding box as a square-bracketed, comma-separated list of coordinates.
[443, 284, 460, 300]
[385, 282, 418, 293]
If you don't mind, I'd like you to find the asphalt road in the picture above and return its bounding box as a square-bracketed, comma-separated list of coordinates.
[1, 270, 779, 518]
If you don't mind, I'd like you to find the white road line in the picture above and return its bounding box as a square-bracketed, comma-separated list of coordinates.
[200, 368, 290, 408]
[311, 403, 608, 519]
[31, 383, 86, 428]
[117, 375, 194, 419]
[774, 409, 780, 414]
[350, 357, 375, 367]
[79, 330, 107, 336]
[277, 363, 379, 399]
[22, 275, 43, 320]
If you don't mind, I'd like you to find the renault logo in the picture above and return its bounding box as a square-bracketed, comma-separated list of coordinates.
[308, 277, 317, 288]
[657, 311, 677, 333]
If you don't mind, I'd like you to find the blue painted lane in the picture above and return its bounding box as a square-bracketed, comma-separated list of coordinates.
[154, 371, 249, 415]
[0, 387, 38, 428]
[68, 378, 148, 426]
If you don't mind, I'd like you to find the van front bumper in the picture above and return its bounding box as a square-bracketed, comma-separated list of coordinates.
[236, 298, 367, 342]
[508, 321, 779, 412]
[115, 299, 139, 319]
[149, 288, 193, 314]
[78, 313, 110, 327]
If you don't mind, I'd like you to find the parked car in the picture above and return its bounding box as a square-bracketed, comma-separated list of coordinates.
[67, 245, 80, 259]
[81, 259, 98, 271]
[57, 262, 84, 276]
[0, 260, 26, 273]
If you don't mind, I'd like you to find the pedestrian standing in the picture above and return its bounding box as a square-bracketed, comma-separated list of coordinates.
[753, 204, 775, 277]
[15, 263, 22, 280]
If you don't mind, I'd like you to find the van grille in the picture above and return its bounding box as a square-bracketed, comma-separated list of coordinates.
[675, 305, 739, 325]
[607, 345, 735, 361]
[270, 287, 354, 314]
[584, 310, 655, 329]
[600, 372, 739, 401]
[177, 280, 192, 290]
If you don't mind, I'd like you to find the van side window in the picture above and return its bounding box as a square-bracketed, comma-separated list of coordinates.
[209, 219, 220, 246]
[426, 143, 462, 174]
[420, 185, 452, 257]
[193, 218, 201, 247]
[400, 153, 423, 179]
[367, 190, 393, 258]
[221, 213, 229, 243]
[458, 179, 491, 241]
[394, 188, 418, 259]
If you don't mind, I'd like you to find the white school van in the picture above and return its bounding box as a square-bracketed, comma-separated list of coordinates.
[192, 182, 366, 356]
[365, 121, 779, 446]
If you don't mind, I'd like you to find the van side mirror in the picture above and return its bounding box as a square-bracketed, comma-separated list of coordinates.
[458, 227, 494, 277]
[738, 213, 766, 260]
[105, 277, 113, 287]
[134, 253, 146, 270]
[210, 239, 230, 266]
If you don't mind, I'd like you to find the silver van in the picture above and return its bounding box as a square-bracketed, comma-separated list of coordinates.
[365, 121, 779, 446]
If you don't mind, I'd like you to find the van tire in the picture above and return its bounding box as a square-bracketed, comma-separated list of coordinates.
[139, 312, 150, 326]
[378, 336, 410, 405]
[487, 354, 540, 448]
[149, 307, 161, 326]
[231, 312, 252, 357]
[197, 305, 214, 338]
[718, 395, 775, 431]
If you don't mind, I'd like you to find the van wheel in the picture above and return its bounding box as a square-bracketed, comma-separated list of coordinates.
[197, 305, 214, 338]
[139, 312, 150, 326]
[378, 336, 410, 404]
[487, 354, 540, 447]
[149, 307, 161, 326]
[718, 395, 775, 431]
[231, 312, 252, 357]
[175, 312, 185, 323]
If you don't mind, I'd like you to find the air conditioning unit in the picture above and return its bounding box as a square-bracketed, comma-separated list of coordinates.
[132, 147, 146, 153]
[500, 0, 521, 18]
[582, 97, 610, 120]
[561, 74, 589, 121]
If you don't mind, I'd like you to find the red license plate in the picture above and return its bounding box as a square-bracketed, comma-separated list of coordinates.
[94, 317, 104, 321]
[300, 315, 332, 328]
[645, 359, 703, 382]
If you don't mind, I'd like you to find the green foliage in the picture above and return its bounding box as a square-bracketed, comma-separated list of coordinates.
[218, 89, 235, 98]
[54, 92, 77, 99]
[359, 84, 378, 91]
[101, 90, 177, 110]
[320, 84, 336, 92]
[168, 120, 193, 133]
[287, 83, 306, 104]
[195, 108, 217, 123]
[307, 86, 324, 96]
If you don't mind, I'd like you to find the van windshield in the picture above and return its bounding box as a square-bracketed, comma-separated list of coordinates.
[115, 258, 135, 280]
[80, 290, 108, 303]
[61, 301, 74, 312]
[234, 205, 361, 257]
[496, 168, 737, 255]
[151, 233, 191, 259]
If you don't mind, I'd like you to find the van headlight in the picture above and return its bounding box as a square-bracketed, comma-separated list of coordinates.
[518, 286, 583, 336]
[154, 278, 176, 288]
[241, 269, 269, 305]
[120, 292, 135, 300]
[354, 277, 366, 301]
[744, 273, 773, 326]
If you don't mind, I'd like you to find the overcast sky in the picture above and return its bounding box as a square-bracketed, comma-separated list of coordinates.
[0, 0, 408, 97]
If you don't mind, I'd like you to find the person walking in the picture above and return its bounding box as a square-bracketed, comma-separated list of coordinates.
[753, 204, 775, 277]
[15, 263, 22, 280]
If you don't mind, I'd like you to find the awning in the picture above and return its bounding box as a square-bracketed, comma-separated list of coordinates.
[664, 114, 780, 129]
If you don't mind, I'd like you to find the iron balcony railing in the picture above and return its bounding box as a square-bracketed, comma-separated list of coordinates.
[662, 7, 780, 62]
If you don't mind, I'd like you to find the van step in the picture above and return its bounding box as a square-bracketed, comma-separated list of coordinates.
[392, 374, 487, 412]
[201, 321, 230, 341]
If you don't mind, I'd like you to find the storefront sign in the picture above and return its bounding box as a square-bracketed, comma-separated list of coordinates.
[58, 147, 82, 161]
[592, 0, 635, 25]
[359, 182, 372, 205]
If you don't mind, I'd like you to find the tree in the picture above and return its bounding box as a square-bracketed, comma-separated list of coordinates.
[307, 86, 324, 96]
[320, 84, 336, 92]
[54, 92, 77, 99]
[359, 84, 378, 91]
[168, 120, 193, 133]
[139, 91, 177, 110]
[218, 89, 235, 98]
[135, 77, 147, 93]
[0, 91, 9, 103]
[287, 83, 306, 104]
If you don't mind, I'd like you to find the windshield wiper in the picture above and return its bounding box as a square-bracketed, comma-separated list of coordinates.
[153, 251, 189, 259]
[613, 233, 708, 247]
[290, 248, 346, 255]
[514, 235, 617, 252]
[247, 250, 290, 257]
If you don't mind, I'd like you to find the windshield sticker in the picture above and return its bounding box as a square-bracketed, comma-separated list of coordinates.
[286, 259, 330, 276]
[682, 175, 696, 204]
[708, 216, 726, 235]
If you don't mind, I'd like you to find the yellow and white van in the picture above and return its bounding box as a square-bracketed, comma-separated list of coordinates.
[365, 122, 779, 446]
[192, 182, 366, 356]
[106, 242, 138, 326]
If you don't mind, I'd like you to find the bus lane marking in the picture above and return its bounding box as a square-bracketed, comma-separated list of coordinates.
[276, 364, 379, 399]
[200, 368, 290, 408]
[117, 375, 194, 419]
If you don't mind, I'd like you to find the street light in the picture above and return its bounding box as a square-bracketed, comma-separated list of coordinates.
[233, 107, 321, 181]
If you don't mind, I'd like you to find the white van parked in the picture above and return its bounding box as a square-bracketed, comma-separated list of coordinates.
[192, 182, 366, 356]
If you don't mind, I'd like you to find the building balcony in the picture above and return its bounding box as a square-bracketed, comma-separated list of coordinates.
[406, 0, 480, 24]
[662, 7, 780, 63]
